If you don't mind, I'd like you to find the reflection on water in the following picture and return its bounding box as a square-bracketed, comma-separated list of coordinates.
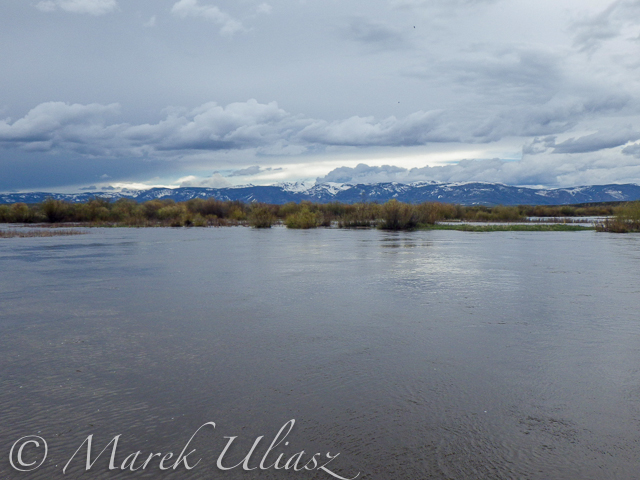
[1, 228, 640, 479]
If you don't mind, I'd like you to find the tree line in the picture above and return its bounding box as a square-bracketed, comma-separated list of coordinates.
[0, 197, 633, 231]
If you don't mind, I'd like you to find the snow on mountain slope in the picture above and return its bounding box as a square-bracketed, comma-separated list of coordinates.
[2, 183, 640, 205]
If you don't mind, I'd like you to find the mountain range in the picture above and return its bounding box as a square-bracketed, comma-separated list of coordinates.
[2, 182, 640, 206]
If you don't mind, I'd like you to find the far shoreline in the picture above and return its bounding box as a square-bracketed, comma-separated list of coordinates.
[0, 197, 637, 232]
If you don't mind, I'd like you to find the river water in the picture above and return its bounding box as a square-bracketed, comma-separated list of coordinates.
[1, 227, 640, 479]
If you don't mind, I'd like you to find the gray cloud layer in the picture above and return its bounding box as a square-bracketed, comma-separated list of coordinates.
[2, 94, 635, 160]
[0, 100, 457, 156]
[3, 0, 640, 190]
[571, 0, 640, 53]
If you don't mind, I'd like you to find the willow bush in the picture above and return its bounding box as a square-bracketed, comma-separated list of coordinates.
[596, 202, 640, 233]
[248, 204, 276, 228]
[285, 207, 318, 229]
[380, 199, 417, 230]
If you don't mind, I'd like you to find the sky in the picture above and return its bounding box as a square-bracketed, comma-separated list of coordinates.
[2, 0, 640, 192]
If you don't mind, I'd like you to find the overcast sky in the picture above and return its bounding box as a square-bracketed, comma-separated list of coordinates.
[2, 0, 640, 192]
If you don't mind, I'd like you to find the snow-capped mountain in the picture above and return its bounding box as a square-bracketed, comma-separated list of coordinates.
[2, 182, 640, 206]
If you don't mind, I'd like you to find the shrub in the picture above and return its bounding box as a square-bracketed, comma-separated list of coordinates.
[279, 202, 301, 218]
[338, 203, 380, 228]
[414, 202, 457, 224]
[380, 200, 416, 230]
[619, 201, 640, 224]
[191, 214, 208, 227]
[10, 203, 35, 223]
[228, 206, 246, 221]
[249, 204, 276, 228]
[142, 200, 167, 220]
[41, 198, 71, 223]
[157, 204, 186, 222]
[491, 205, 525, 222]
[0, 205, 10, 222]
[596, 202, 640, 232]
[322, 202, 349, 217]
[285, 207, 318, 229]
[111, 199, 139, 222]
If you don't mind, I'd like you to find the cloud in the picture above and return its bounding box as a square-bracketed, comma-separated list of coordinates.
[230, 165, 261, 176]
[406, 45, 564, 108]
[389, 0, 499, 14]
[36, 0, 118, 15]
[522, 128, 640, 156]
[228, 165, 280, 176]
[316, 153, 640, 187]
[124, 99, 306, 152]
[143, 15, 157, 27]
[318, 164, 408, 183]
[9, 0, 640, 192]
[571, 0, 640, 53]
[521, 136, 555, 155]
[401, 44, 635, 142]
[622, 142, 640, 157]
[342, 18, 406, 50]
[0, 101, 121, 154]
[0, 100, 462, 157]
[171, 0, 244, 36]
[551, 129, 640, 154]
[179, 173, 232, 188]
[297, 110, 456, 146]
[256, 3, 272, 14]
[468, 92, 633, 143]
[390, 0, 497, 8]
[0, 97, 637, 170]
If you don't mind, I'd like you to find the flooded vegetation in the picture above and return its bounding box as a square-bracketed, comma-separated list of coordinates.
[0, 228, 86, 238]
[0, 197, 627, 232]
[425, 223, 592, 232]
[596, 201, 640, 233]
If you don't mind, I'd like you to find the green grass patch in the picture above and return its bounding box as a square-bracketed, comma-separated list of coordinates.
[423, 224, 594, 232]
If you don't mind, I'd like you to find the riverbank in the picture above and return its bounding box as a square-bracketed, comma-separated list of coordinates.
[1, 197, 637, 232]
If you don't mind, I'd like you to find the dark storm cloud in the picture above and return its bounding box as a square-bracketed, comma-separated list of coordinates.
[0, 151, 164, 192]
